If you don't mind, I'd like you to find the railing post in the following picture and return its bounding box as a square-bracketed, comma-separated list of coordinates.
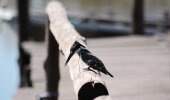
[132, 0, 144, 35]
[17, 0, 33, 87]
[41, 19, 60, 100]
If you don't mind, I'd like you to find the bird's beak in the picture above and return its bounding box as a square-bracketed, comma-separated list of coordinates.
[65, 51, 74, 66]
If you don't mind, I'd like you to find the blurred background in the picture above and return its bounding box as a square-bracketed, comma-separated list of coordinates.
[1, 0, 170, 40]
[0, 0, 170, 100]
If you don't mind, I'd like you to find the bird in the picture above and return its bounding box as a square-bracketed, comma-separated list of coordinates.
[65, 41, 113, 77]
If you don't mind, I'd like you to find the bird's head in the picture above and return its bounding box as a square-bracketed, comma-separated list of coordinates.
[70, 41, 85, 53]
[65, 41, 85, 66]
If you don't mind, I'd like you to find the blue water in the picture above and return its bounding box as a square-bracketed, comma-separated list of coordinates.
[0, 20, 19, 100]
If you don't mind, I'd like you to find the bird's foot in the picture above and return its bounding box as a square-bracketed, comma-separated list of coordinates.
[83, 68, 98, 74]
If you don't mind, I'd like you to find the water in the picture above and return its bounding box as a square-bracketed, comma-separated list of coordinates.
[2, 0, 170, 21]
[0, 20, 19, 100]
[29, 0, 170, 22]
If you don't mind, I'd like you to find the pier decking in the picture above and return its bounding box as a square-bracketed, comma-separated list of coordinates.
[13, 36, 170, 100]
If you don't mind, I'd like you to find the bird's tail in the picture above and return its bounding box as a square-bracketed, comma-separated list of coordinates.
[107, 71, 114, 77]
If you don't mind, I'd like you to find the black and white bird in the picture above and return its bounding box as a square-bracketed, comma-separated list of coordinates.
[65, 41, 113, 77]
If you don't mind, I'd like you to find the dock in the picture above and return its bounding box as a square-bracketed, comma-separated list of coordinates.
[13, 35, 170, 100]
